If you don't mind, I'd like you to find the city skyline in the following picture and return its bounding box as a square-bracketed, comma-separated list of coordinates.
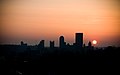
[1, 0, 120, 47]
[1, 33, 84, 47]
[1, 33, 95, 50]
[0, 0, 120, 74]
[0, 31, 120, 47]
[0, 32, 118, 47]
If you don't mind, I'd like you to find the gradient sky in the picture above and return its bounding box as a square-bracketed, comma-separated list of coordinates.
[1, 0, 120, 47]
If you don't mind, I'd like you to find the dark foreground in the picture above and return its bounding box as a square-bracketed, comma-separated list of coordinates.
[0, 46, 120, 75]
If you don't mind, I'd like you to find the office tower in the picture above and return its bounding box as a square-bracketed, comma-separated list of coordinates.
[88, 41, 93, 50]
[21, 41, 24, 45]
[59, 36, 66, 48]
[75, 33, 83, 48]
[88, 41, 92, 47]
[50, 41, 54, 48]
[83, 43, 86, 48]
[38, 40, 44, 49]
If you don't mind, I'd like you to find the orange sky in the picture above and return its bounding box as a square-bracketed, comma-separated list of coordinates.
[0, 0, 120, 47]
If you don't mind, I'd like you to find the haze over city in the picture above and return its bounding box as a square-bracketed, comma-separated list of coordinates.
[1, 1, 120, 74]
[1, 0, 120, 47]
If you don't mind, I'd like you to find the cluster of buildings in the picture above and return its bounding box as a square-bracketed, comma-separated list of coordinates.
[35, 33, 93, 49]
[0, 33, 94, 54]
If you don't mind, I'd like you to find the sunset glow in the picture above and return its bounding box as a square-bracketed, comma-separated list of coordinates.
[1, 0, 120, 47]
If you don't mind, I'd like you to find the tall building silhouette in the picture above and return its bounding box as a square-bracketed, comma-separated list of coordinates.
[87, 41, 93, 50]
[83, 43, 86, 48]
[88, 41, 92, 47]
[38, 40, 44, 49]
[50, 41, 54, 48]
[75, 33, 83, 48]
[21, 41, 24, 45]
[59, 36, 66, 48]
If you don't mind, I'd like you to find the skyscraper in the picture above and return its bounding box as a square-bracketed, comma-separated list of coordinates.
[38, 40, 44, 49]
[87, 41, 93, 50]
[75, 33, 83, 48]
[59, 36, 66, 48]
[50, 41, 54, 48]
[88, 41, 92, 47]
